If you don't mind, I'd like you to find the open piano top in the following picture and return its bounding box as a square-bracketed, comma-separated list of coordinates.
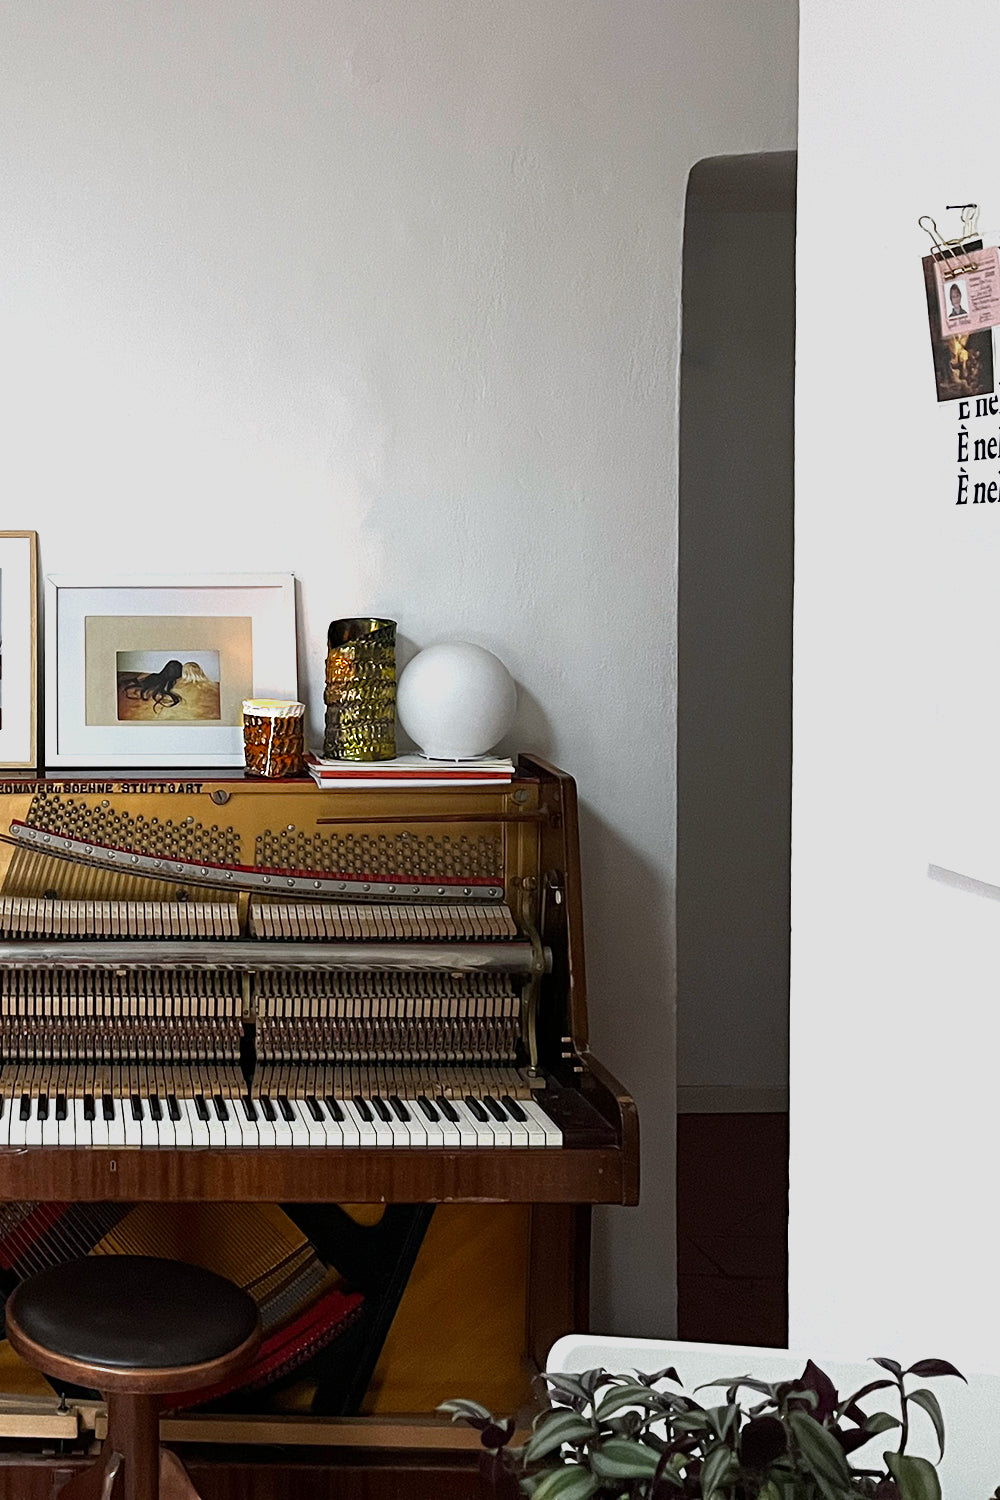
[0, 757, 638, 1203]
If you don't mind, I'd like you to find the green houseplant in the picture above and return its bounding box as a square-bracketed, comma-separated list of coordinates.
[442, 1356, 980, 1500]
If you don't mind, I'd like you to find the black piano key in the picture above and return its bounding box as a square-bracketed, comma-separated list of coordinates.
[483, 1096, 507, 1122]
[388, 1095, 410, 1122]
[241, 1096, 258, 1122]
[260, 1096, 277, 1122]
[0, 1095, 4, 1120]
[352, 1095, 373, 1121]
[19, 1094, 30, 1122]
[55, 1094, 68, 1122]
[167, 1095, 181, 1122]
[194, 1096, 210, 1122]
[305, 1095, 324, 1123]
[213, 1095, 229, 1122]
[417, 1095, 439, 1121]
[324, 1095, 344, 1121]
[277, 1095, 295, 1123]
[371, 1096, 392, 1123]
[464, 1096, 489, 1122]
[102, 1095, 115, 1121]
[148, 1096, 163, 1122]
[435, 1096, 460, 1123]
[501, 1094, 527, 1122]
[84, 1094, 96, 1121]
[36, 1094, 49, 1122]
[130, 1095, 144, 1121]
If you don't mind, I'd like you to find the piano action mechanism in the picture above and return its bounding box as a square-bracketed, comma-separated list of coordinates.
[0, 755, 638, 1480]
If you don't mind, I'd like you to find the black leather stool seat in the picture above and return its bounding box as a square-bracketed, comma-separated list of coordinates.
[7, 1256, 259, 1372]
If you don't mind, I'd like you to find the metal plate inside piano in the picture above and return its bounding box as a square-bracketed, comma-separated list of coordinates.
[6, 787, 509, 902]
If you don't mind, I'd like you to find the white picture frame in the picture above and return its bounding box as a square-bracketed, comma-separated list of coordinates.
[45, 573, 297, 768]
[0, 532, 39, 769]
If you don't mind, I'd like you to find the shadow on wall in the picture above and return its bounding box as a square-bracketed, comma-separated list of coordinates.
[580, 800, 674, 1338]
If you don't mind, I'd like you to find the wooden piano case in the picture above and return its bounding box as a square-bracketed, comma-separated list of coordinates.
[0, 756, 638, 1497]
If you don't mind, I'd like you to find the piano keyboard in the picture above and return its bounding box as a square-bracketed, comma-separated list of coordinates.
[0, 1088, 563, 1149]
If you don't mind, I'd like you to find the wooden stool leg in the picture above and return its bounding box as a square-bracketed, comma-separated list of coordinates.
[106, 1393, 160, 1500]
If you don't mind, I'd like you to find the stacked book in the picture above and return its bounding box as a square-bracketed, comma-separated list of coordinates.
[305, 753, 515, 789]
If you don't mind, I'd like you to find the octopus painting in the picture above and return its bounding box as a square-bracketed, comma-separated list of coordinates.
[118, 659, 185, 712]
[116, 651, 222, 723]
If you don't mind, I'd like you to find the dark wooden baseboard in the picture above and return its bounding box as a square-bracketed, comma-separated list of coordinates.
[676, 1111, 788, 1347]
[0, 1450, 482, 1499]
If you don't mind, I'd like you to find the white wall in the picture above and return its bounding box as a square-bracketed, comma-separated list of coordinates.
[793, 0, 1000, 1367]
[0, 1, 796, 1335]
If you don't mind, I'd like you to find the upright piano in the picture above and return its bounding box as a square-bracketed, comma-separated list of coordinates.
[0, 756, 638, 1494]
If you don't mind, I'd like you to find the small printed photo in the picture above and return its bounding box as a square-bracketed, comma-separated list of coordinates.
[923, 255, 995, 401]
[946, 277, 969, 320]
[116, 649, 222, 723]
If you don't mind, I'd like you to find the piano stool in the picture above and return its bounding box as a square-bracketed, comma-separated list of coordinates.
[5, 1255, 261, 1500]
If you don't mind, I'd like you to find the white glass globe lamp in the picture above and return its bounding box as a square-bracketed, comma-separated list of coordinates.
[397, 642, 517, 760]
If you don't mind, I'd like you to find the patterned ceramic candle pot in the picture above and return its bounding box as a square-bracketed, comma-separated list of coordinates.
[242, 700, 306, 778]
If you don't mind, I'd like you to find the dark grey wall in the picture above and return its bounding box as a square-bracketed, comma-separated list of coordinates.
[676, 152, 796, 1111]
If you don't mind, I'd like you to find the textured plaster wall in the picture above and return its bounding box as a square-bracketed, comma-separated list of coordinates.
[0, 1, 796, 1334]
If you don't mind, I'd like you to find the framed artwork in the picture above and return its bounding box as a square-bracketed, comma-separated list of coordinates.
[0, 532, 39, 769]
[45, 573, 297, 767]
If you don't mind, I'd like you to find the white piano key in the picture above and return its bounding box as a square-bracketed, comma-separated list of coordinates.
[519, 1097, 563, 1148]
[6, 1098, 29, 1148]
[431, 1098, 467, 1140]
[38, 1101, 60, 1149]
[214, 1097, 244, 1149]
[24, 1099, 45, 1149]
[104, 1099, 128, 1150]
[147, 1098, 174, 1149]
[63, 1099, 87, 1148]
[262, 1099, 295, 1148]
[372, 1099, 410, 1148]
[89, 1103, 111, 1150]
[394, 1100, 429, 1147]
[201, 1099, 229, 1149]
[408, 1099, 447, 1147]
[250, 1099, 279, 1148]
[488, 1098, 529, 1148]
[181, 1098, 211, 1149]
[233, 1097, 260, 1148]
[342, 1098, 377, 1147]
[170, 1100, 195, 1149]
[331, 1100, 361, 1148]
[313, 1099, 344, 1147]
[450, 1098, 493, 1147]
[138, 1101, 160, 1149]
[288, 1098, 324, 1148]
[121, 1100, 143, 1149]
[462, 1097, 509, 1147]
[514, 1102, 549, 1148]
[358, 1100, 395, 1148]
[477, 1103, 512, 1148]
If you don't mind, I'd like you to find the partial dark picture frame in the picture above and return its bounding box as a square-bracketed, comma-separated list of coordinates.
[0, 532, 39, 770]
